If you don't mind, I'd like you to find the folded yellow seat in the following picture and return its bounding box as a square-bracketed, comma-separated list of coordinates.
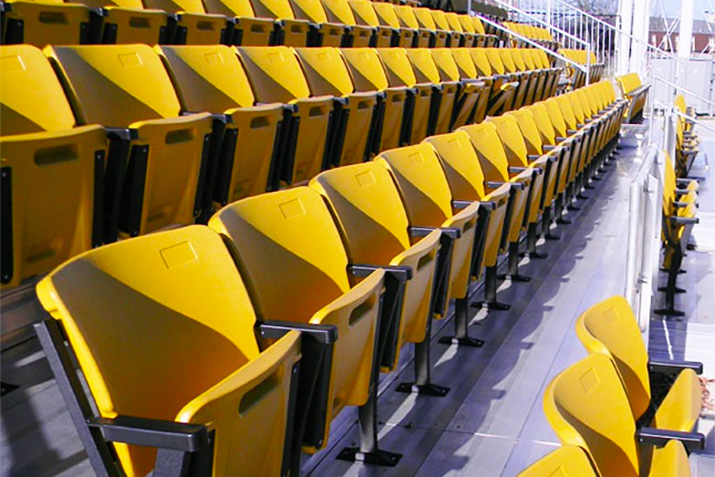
[482, 47, 529, 110]
[209, 187, 388, 455]
[247, 0, 315, 46]
[339, 47, 410, 152]
[35, 225, 303, 477]
[0, 44, 106, 289]
[82, 0, 171, 44]
[1, 0, 93, 47]
[544, 353, 700, 477]
[236, 46, 334, 186]
[411, 7, 450, 47]
[576, 296, 703, 434]
[458, 122, 534, 283]
[310, 162, 445, 387]
[156, 45, 284, 206]
[288, 0, 350, 46]
[319, 0, 374, 47]
[348, 0, 395, 47]
[203, 0, 278, 46]
[294, 46, 379, 167]
[393, 4, 433, 48]
[518, 446, 598, 477]
[144, 0, 234, 44]
[46, 44, 214, 241]
[370, 1, 416, 48]
[466, 48, 518, 118]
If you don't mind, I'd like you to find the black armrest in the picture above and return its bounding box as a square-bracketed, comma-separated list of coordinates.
[676, 178, 697, 186]
[555, 136, 569, 142]
[670, 216, 699, 225]
[543, 145, 557, 152]
[479, 200, 496, 211]
[348, 264, 413, 281]
[182, 111, 231, 124]
[409, 226, 461, 239]
[527, 154, 541, 162]
[259, 320, 337, 344]
[333, 96, 348, 107]
[452, 199, 472, 210]
[567, 129, 579, 135]
[673, 201, 690, 208]
[88, 416, 209, 452]
[508, 166, 529, 174]
[649, 359, 703, 375]
[577, 123, 585, 128]
[486, 180, 524, 191]
[106, 127, 138, 141]
[283, 103, 299, 114]
[431, 83, 444, 93]
[636, 427, 705, 452]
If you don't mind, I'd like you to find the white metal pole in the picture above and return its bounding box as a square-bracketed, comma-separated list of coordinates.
[678, 0, 695, 58]
[630, 0, 651, 75]
[618, 0, 634, 74]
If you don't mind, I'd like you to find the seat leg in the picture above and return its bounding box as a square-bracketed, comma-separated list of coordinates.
[499, 242, 531, 282]
[556, 194, 572, 225]
[337, 367, 403, 466]
[472, 266, 511, 310]
[521, 222, 548, 259]
[542, 206, 560, 240]
[439, 297, 485, 347]
[396, 313, 450, 397]
[654, 249, 686, 317]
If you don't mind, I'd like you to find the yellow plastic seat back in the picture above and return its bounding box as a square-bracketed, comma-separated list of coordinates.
[469, 48, 493, 76]
[237, 46, 311, 102]
[524, 103, 558, 146]
[543, 98, 569, 138]
[458, 122, 510, 182]
[451, 48, 478, 79]
[487, 115, 529, 168]
[412, 7, 437, 30]
[157, 45, 255, 111]
[544, 353, 640, 477]
[575, 296, 651, 420]
[483, 48, 507, 75]
[290, 0, 329, 22]
[377, 47, 418, 87]
[348, 0, 380, 26]
[250, 0, 297, 20]
[294, 46, 354, 97]
[319, 0, 357, 25]
[378, 143, 478, 299]
[393, 4, 419, 29]
[310, 162, 440, 352]
[340, 47, 390, 92]
[203, 0, 256, 16]
[508, 108, 544, 154]
[518, 446, 597, 477]
[1, 44, 77, 135]
[36, 225, 300, 477]
[209, 188, 383, 436]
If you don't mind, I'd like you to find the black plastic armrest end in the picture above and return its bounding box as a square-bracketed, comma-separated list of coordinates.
[670, 216, 699, 225]
[333, 96, 348, 106]
[183, 111, 231, 124]
[636, 427, 705, 452]
[409, 225, 461, 239]
[348, 264, 412, 281]
[88, 416, 208, 452]
[649, 359, 703, 375]
[452, 199, 472, 210]
[106, 127, 138, 141]
[508, 166, 529, 174]
[485, 180, 507, 190]
[479, 200, 496, 211]
[259, 320, 338, 344]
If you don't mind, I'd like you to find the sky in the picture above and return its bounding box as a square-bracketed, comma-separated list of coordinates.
[652, 0, 709, 21]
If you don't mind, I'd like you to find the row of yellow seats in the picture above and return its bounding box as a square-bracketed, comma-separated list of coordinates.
[503, 21, 559, 50]
[558, 48, 604, 89]
[616, 72, 649, 122]
[673, 93, 699, 176]
[33, 78, 629, 477]
[0, 43, 561, 289]
[519, 296, 704, 477]
[1, 0, 497, 49]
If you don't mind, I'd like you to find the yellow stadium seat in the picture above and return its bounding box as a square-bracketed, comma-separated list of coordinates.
[544, 353, 701, 477]
[459, 122, 534, 283]
[311, 162, 448, 395]
[340, 47, 411, 151]
[237, 46, 335, 185]
[209, 187, 391, 458]
[412, 7, 449, 47]
[81, 0, 171, 44]
[393, 4, 433, 48]
[429, 9, 462, 47]
[444, 12, 476, 47]
[294, 46, 379, 167]
[288, 0, 349, 46]
[35, 225, 304, 477]
[202, 0, 275, 46]
[490, 113, 559, 258]
[156, 45, 284, 206]
[45, 44, 214, 241]
[376, 47, 436, 143]
[576, 296, 703, 433]
[144, 0, 234, 44]
[1, 0, 92, 47]
[378, 143, 485, 346]
[319, 0, 374, 47]
[348, 0, 397, 47]
[456, 13, 487, 47]
[247, 0, 314, 46]
[370, 2, 417, 48]
[0, 44, 106, 290]
[467, 48, 519, 117]
[428, 48, 489, 129]
[517, 446, 597, 477]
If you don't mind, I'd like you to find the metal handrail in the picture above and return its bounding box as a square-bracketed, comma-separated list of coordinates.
[651, 74, 715, 108]
[475, 15, 590, 78]
[487, 0, 590, 47]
